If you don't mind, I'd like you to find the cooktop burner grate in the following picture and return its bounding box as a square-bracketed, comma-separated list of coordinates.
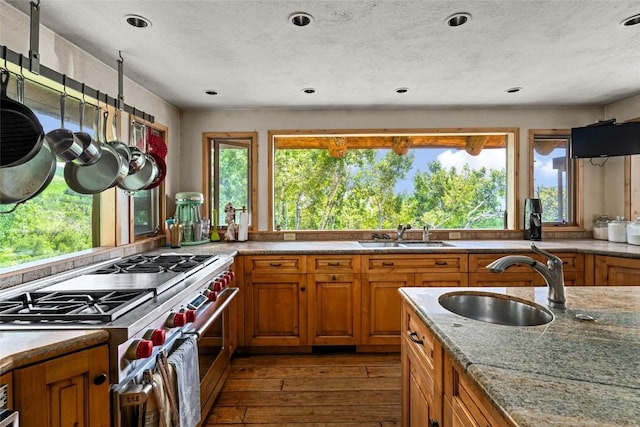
[0, 290, 153, 323]
[93, 254, 217, 274]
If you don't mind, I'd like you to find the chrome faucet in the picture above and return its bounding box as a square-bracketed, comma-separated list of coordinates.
[397, 224, 411, 241]
[486, 242, 566, 308]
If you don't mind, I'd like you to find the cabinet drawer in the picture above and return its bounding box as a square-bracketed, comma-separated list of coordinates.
[403, 304, 442, 390]
[469, 252, 583, 273]
[244, 255, 306, 274]
[308, 255, 360, 273]
[365, 254, 467, 273]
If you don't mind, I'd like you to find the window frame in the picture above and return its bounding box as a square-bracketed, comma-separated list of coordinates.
[268, 127, 519, 232]
[202, 132, 258, 232]
[528, 129, 584, 230]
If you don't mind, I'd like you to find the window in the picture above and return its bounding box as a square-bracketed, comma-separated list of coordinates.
[269, 130, 517, 231]
[529, 129, 581, 226]
[205, 133, 257, 230]
[0, 75, 94, 268]
[131, 124, 164, 237]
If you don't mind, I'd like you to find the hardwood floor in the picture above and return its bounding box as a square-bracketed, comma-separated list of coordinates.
[203, 352, 401, 426]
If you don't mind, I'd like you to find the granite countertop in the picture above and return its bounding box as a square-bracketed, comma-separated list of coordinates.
[399, 286, 640, 427]
[0, 329, 110, 374]
[154, 239, 640, 258]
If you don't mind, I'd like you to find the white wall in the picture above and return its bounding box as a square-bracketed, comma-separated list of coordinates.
[0, 2, 182, 216]
[180, 107, 603, 230]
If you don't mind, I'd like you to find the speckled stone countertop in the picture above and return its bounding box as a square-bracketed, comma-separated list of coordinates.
[399, 286, 640, 427]
[0, 329, 109, 375]
[153, 239, 640, 258]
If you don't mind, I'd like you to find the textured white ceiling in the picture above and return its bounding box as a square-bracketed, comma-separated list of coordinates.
[5, 0, 640, 110]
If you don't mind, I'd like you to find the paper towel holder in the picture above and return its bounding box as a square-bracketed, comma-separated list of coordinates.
[237, 206, 249, 242]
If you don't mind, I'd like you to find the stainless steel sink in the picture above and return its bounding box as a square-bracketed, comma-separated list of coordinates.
[399, 241, 453, 247]
[438, 291, 553, 326]
[357, 241, 402, 248]
[357, 240, 454, 248]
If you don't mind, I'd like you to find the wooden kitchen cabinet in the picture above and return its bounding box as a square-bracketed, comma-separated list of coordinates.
[469, 252, 584, 287]
[14, 344, 110, 427]
[595, 255, 640, 285]
[362, 254, 467, 346]
[402, 300, 510, 427]
[307, 256, 361, 345]
[444, 353, 510, 427]
[402, 300, 443, 427]
[244, 255, 307, 346]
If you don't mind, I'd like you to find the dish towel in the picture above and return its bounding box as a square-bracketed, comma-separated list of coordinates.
[168, 336, 201, 427]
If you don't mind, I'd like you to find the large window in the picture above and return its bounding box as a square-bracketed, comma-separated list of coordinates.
[270, 130, 517, 231]
[529, 129, 581, 226]
[0, 75, 93, 268]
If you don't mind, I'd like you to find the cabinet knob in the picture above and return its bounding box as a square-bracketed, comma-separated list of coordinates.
[93, 373, 108, 386]
[428, 419, 439, 427]
[300, 286, 306, 291]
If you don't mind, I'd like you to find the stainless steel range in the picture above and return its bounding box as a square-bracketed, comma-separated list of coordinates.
[0, 252, 237, 426]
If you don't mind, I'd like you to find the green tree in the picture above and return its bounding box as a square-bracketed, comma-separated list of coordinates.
[410, 161, 506, 229]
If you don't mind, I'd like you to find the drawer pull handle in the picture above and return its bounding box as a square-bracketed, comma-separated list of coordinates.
[382, 262, 395, 266]
[409, 331, 423, 345]
[269, 262, 282, 267]
[328, 262, 340, 266]
[435, 261, 447, 266]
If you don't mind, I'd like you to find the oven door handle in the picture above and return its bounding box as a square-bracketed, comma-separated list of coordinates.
[183, 287, 238, 339]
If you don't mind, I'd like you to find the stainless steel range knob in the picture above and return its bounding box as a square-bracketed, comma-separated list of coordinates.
[125, 339, 154, 360]
[166, 312, 186, 327]
[203, 289, 217, 301]
[185, 309, 197, 323]
[150, 329, 166, 346]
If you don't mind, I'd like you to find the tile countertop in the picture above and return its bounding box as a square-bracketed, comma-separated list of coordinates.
[156, 239, 640, 258]
[399, 286, 640, 427]
[0, 329, 110, 374]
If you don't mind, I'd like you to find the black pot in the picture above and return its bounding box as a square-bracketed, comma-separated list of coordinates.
[0, 69, 45, 168]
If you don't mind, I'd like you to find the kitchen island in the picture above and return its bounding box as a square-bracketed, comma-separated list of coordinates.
[399, 286, 640, 426]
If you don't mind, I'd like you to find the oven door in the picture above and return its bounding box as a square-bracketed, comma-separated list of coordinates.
[186, 287, 238, 415]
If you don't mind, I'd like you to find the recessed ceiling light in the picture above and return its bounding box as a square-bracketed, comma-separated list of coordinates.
[395, 87, 409, 94]
[205, 90, 219, 96]
[621, 14, 640, 26]
[289, 12, 313, 27]
[125, 14, 151, 29]
[505, 87, 523, 94]
[302, 88, 316, 94]
[446, 12, 471, 27]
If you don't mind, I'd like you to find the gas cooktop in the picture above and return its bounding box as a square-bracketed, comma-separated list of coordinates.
[0, 253, 221, 325]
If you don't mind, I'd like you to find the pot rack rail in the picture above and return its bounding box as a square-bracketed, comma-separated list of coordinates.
[1, 45, 154, 124]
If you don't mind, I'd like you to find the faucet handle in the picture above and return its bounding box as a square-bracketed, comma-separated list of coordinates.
[530, 242, 562, 266]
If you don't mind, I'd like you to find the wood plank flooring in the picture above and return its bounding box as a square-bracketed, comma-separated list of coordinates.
[202, 352, 401, 426]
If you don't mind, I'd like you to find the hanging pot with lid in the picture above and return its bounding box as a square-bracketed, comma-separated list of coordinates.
[1, 137, 56, 213]
[64, 107, 129, 194]
[0, 68, 45, 168]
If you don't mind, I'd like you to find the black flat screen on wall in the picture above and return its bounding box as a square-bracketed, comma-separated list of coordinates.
[570, 121, 640, 158]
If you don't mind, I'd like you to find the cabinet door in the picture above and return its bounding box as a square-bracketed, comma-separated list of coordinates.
[595, 255, 640, 285]
[308, 273, 360, 345]
[245, 273, 307, 346]
[14, 345, 110, 427]
[362, 273, 413, 345]
[402, 336, 442, 427]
